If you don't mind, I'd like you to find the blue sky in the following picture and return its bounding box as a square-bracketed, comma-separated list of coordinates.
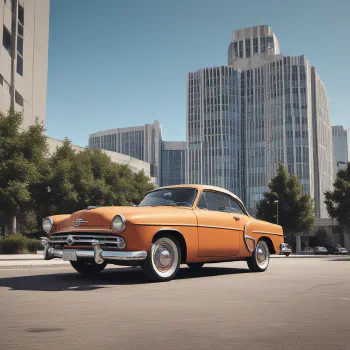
[46, 0, 350, 147]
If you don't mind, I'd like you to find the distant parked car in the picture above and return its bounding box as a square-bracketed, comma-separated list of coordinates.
[328, 244, 348, 255]
[313, 246, 328, 255]
[303, 247, 314, 254]
[280, 243, 292, 256]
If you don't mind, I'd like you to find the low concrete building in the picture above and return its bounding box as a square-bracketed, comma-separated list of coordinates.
[47, 137, 156, 184]
[88, 121, 162, 186]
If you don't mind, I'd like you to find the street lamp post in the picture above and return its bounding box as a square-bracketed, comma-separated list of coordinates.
[273, 200, 279, 225]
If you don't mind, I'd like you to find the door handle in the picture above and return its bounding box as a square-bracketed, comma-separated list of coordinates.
[233, 216, 240, 221]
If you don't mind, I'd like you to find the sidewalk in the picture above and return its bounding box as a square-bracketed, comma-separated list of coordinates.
[0, 252, 69, 267]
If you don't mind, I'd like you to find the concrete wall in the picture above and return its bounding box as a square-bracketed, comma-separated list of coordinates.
[0, 0, 49, 128]
[47, 137, 156, 184]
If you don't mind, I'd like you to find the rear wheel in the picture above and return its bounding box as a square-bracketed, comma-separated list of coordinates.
[70, 260, 107, 276]
[142, 236, 181, 282]
[187, 263, 204, 269]
[247, 240, 270, 272]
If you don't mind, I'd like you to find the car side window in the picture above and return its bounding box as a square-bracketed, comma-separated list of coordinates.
[230, 199, 244, 214]
[203, 191, 231, 212]
[197, 193, 208, 209]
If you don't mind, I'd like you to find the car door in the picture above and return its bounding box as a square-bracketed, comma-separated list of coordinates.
[194, 190, 247, 257]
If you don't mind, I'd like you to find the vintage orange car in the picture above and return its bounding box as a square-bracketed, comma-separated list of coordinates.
[41, 184, 290, 281]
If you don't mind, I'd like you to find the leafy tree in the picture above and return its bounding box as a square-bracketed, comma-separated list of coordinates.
[325, 162, 350, 233]
[0, 109, 155, 232]
[0, 108, 48, 232]
[37, 140, 155, 216]
[256, 163, 315, 234]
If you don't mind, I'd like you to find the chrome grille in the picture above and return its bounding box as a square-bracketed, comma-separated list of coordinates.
[49, 233, 125, 249]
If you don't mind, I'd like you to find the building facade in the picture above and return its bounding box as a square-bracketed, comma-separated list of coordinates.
[187, 66, 242, 197]
[88, 121, 162, 185]
[332, 126, 348, 177]
[187, 25, 332, 217]
[161, 141, 186, 186]
[0, 0, 50, 128]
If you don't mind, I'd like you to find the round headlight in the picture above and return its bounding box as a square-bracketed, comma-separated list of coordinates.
[42, 217, 53, 233]
[112, 215, 126, 232]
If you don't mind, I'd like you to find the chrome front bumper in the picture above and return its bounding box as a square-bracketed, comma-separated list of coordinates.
[40, 237, 147, 265]
[280, 243, 292, 255]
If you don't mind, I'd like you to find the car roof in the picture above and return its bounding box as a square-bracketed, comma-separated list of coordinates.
[151, 184, 243, 203]
[148, 184, 249, 213]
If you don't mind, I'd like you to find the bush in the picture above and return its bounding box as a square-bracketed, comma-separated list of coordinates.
[0, 234, 41, 254]
[26, 238, 41, 252]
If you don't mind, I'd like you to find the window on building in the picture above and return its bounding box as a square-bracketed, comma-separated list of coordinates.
[260, 37, 266, 53]
[233, 42, 238, 58]
[239, 40, 243, 58]
[253, 38, 258, 54]
[18, 5, 24, 25]
[15, 90, 23, 106]
[16, 54, 23, 76]
[17, 36, 23, 55]
[2, 26, 11, 55]
[18, 22, 23, 36]
[245, 39, 251, 57]
[267, 36, 274, 49]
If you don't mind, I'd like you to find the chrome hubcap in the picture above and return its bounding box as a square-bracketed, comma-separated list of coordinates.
[154, 243, 175, 273]
[257, 246, 266, 264]
[159, 249, 171, 267]
[256, 242, 269, 268]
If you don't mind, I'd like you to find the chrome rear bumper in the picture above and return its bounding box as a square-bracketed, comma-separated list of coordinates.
[280, 243, 292, 255]
[40, 237, 147, 264]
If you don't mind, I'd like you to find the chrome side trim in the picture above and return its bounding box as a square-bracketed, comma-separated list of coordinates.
[251, 231, 283, 237]
[135, 223, 197, 227]
[198, 225, 242, 232]
[243, 225, 257, 253]
[135, 223, 242, 231]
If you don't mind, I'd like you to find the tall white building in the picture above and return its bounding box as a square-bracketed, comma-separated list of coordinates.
[0, 0, 50, 128]
[187, 25, 333, 218]
[332, 126, 348, 177]
[88, 121, 163, 185]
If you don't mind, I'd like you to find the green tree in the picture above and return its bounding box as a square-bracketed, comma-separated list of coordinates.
[0, 108, 48, 232]
[38, 140, 155, 216]
[324, 162, 350, 233]
[256, 163, 315, 234]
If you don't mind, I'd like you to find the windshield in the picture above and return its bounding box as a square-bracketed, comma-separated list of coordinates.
[139, 188, 197, 207]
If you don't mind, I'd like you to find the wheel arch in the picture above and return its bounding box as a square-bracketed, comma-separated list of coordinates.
[258, 236, 276, 254]
[152, 228, 187, 264]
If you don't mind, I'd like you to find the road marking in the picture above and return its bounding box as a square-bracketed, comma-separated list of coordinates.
[342, 297, 349, 301]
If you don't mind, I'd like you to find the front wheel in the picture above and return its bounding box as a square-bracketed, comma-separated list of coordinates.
[247, 240, 270, 272]
[70, 260, 107, 276]
[142, 236, 181, 282]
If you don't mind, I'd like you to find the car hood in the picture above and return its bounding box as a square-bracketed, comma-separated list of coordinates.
[51, 206, 195, 232]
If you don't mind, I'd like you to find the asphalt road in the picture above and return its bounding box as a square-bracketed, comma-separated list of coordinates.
[0, 257, 350, 350]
